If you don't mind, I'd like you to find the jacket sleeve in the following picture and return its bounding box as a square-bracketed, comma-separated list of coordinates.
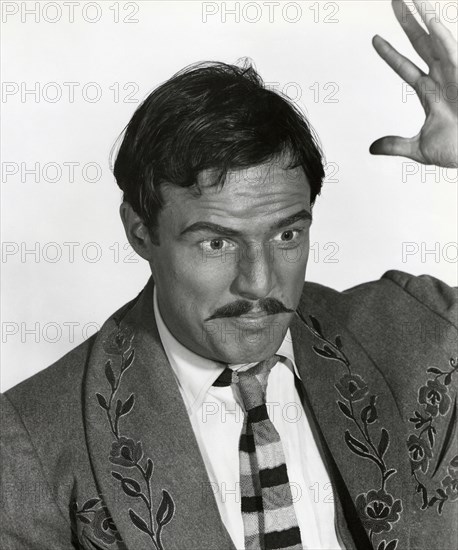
[0, 393, 75, 550]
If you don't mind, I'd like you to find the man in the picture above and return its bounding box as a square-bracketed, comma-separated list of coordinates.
[1, 1, 457, 549]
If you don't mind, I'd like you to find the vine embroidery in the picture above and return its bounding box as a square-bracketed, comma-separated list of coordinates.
[407, 357, 458, 514]
[94, 322, 175, 549]
[296, 311, 402, 550]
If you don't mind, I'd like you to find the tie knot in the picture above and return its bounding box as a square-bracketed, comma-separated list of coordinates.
[213, 355, 280, 411]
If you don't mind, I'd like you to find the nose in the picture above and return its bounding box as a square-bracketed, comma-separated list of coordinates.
[231, 243, 274, 301]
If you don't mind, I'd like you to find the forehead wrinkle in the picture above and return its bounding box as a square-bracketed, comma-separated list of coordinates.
[159, 161, 310, 224]
[189, 178, 300, 207]
[226, 165, 303, 186]
[212, 171, 306, 201]
[192, 199, 308, 231]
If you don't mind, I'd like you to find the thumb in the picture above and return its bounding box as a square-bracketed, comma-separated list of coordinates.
[369, 135, 420, 161]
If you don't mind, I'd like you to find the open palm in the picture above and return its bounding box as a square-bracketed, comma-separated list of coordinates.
[370, 0, 458, 168]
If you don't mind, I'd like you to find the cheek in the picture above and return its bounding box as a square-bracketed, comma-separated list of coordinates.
[273, 243, 309, 306]
[276, 239, 309, 279]
[167, 247, 232, 306]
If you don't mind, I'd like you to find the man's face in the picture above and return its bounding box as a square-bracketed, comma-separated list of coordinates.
[149, 156, 312, 364]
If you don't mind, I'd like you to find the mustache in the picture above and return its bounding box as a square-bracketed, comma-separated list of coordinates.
[205, 298, 294, 321]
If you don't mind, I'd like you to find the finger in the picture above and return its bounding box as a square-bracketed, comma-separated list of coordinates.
[370, 135, 423, 162]
[392, 0, 434, 64]
[412, 0, 439, 30]
[412, 0, 457, 59]
[372, 34, 425, 87]
[428, 18, 458, 62]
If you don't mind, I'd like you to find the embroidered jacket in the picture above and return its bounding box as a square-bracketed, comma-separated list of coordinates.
[1, 270, 457, 550]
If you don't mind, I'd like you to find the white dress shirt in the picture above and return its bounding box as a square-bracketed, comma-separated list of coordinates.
[154, 288, 343, 550]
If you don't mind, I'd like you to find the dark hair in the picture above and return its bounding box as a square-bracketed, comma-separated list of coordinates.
[113, 60, 325, 235]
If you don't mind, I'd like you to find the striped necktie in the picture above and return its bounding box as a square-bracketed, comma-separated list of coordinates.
[213, 356, 303, 550]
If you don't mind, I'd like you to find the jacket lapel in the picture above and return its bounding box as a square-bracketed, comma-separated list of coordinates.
[84, 278, 236, 550]
[290, 309, 410, 550]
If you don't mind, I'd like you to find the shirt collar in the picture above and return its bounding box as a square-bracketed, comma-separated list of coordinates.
[153, 286, 298, 415]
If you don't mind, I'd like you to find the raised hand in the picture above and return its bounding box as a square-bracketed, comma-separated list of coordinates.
[370, 0, 458, 168]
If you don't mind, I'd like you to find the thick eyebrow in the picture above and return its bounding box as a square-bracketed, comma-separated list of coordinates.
[179, 209, 312, 237]
[271, 209, 312, 230]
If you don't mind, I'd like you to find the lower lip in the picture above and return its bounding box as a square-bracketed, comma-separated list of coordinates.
[233, 314, 270, 327]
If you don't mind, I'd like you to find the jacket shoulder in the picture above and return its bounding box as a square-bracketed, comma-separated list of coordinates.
[3, 335, 97, 456]
[301, 269, 457, 327]
[5, 335, 95, 412]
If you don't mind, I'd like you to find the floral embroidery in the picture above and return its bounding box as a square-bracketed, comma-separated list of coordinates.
[406, 434, 432, 473]
[418, 379, 451, 417]
[335, 373, 368, 402]
[103, 325, 135, 356]
[296, 311, 402, 549]
[441, 456, 458, 501]
[92, 508, 120, 544]
[355, 489, 402, 534]
[408, 357, 458, 514]
[73, 497, 122, 548]
[95, 321, 176, 549]
[110, 437, 143, 468]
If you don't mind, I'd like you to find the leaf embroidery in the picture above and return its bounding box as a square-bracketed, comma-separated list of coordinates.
[296, 309, 401, 550]
[95, 322, 176, 549]
[407, 357, 458, 514]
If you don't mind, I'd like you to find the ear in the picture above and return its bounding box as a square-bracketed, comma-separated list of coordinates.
[119, 202, 156, 261]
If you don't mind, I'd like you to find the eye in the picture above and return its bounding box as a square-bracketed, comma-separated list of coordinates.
[200, 238, 236, 255]
[209, 239, 224, 250]
[281, 230, 295, 242]
[273, 229, 303, 243]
